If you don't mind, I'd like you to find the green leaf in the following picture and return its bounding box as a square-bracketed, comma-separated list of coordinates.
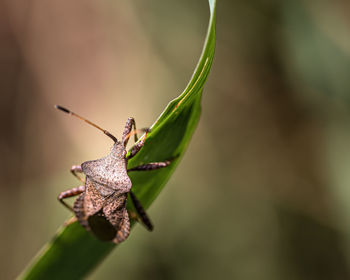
[19, 0, 216, 279]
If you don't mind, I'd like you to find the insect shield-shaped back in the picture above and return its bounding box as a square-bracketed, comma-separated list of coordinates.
[56, 106, 172, 243]
[81, 142, 132, 195]
[74, 142, 132, 242]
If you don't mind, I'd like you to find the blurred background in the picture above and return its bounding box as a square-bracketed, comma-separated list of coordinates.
[1, 0, 350, 279]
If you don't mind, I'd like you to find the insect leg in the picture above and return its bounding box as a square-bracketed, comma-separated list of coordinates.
[70, 165, 84, 183]
[122, 117, 137, 147]
[58, 186, 85, 212]
[129, 191, 153, 231]
[126, 130, 149, 160]
[113, 210, 130, 244]
[127, 161, 171, 172]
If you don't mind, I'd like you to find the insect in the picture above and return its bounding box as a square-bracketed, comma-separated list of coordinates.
[55, 105, 171, 243]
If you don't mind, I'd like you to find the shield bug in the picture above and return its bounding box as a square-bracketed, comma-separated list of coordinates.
[55, 105, 171, 243]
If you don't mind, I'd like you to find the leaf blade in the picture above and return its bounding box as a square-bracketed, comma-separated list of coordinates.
[19, 0, 216, 279]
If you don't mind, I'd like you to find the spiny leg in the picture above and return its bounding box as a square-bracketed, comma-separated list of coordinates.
[58, 186, 85, 212]
[127, 160, 171, 230]
[70, 165, 84, 183]
[122, 117, 138, 147]
[129, 191, 153, 231]
[127, 160, 172, 230]
[127, 130, 149, 160]
[127, 161, 171, 172]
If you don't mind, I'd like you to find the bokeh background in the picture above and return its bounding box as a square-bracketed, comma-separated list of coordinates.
[1, 0, 350, 279]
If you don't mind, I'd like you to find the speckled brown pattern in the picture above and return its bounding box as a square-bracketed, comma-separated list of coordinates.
[56, 108, 173, 244]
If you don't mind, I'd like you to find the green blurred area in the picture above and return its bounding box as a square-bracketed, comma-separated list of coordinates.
[1, 0, 350, 279]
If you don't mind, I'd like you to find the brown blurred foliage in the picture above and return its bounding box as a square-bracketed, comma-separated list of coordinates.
[1, 0, 350, 279]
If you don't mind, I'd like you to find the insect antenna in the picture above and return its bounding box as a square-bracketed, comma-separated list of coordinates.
[55, 105, 118, 142]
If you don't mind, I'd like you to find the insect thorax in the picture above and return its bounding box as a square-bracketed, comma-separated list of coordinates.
[81, 143, 132, 194]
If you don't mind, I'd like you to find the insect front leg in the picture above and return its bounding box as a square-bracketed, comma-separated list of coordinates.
[58, 186, 85, 212]
[122, 117, 138, 147]
[126, 130, 149, 160]
[70, 165, 84, 183]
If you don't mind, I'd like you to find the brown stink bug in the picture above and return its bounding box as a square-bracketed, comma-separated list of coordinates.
[55, 105, 171, 243]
